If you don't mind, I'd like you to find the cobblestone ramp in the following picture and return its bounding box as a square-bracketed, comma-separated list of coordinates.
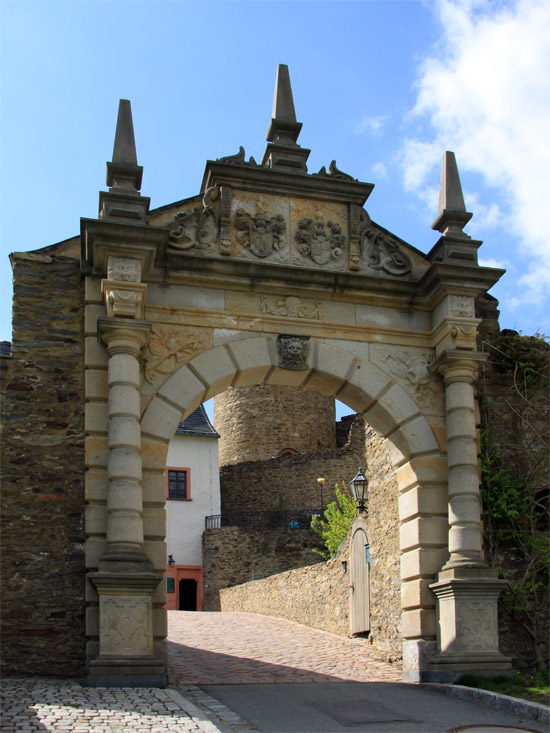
[167, 611, 401, 686]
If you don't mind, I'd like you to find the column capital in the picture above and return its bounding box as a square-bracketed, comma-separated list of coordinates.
[429, 349, 488, 384]
[98, 317, 151, 357]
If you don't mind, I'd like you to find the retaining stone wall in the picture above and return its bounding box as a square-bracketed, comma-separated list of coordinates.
[202, 527, 325, 611]
[214, 384, 336, 466]
[219, 416, 366, 514]
[0, 249, 86, 677]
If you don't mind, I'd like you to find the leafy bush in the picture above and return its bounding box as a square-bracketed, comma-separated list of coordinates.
[311, 482, 357, 559]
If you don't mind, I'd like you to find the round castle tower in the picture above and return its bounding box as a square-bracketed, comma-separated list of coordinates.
[214, 384, 336, 466]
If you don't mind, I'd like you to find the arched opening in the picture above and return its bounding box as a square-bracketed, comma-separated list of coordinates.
[138, 336, 448, 681]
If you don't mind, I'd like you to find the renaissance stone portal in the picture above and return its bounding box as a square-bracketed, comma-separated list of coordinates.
[41, 65, 513, 684]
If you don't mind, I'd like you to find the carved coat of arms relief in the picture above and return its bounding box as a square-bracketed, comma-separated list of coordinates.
[360, 210, 412, 277]
[234, 208, 286, 258]
[295, 213, 346, 266]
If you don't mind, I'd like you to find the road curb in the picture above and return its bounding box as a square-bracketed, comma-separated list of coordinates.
[423, 683, 549, 724]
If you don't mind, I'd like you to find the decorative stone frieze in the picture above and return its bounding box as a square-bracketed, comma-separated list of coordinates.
[260, 295, 323, 320]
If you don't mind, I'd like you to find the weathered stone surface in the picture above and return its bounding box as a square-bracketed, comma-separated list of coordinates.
[1, 252, 86, 676]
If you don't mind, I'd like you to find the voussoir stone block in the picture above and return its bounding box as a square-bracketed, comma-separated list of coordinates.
[227, 338, 272, 387]
[306, 343, 356, 395]
[389, 417, 440, 460]
[157, 365, 206, 412]
[188, 346, 235, 399]
[378, 383, 420, 426]
[337, 360, 391, 413]
[140, 397, 184, 441]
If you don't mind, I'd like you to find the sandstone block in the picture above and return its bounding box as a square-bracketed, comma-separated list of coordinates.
[85, 402, 108, 434]
[188, 346, 235, 399]
[398, 486, 448, 522]
[108, 352, 140, 387]
[400, 516, 448, 551]
[448, 525, 482, 555]
[107, 416, 141, 449]
[85, 537, 108, 569]
[109, 384, 140, 418]
[447, 437, 477, 468]
[157, 365, 206, 412]
[141, 438, 169, 471]
[396, 455, 449, 491]
[85, 471, 108, 503]
[85, 504, 107, 536]
[142, 472, 166, 506]
[389, 417, 440, 460]
[85, 436, 108, 468]
[305, 343, 357, 395]
[400, 547, 449, 581]
[337, 360, 391, 413]
[143, 539, 168, 572]
[85, 369, 108, 401]
[107, 447, 142, 481]
[401, 578, 435, 610]
[140, 397, 183, 441]
[446, 409, 476, 440]
[85, 304, 105, 335]
[228, 337, 272, 387]
[85, 336, 108, 368]
[266, 366, 312, 387]
[449, 494, 481, 525]
[401, 608, 436, 639]
[143, 507, 166, 540]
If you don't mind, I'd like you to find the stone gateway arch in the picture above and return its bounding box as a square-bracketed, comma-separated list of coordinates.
[7, 65, 512, 685]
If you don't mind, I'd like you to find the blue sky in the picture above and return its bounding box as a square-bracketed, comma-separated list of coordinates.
[1, 0, 549, 351]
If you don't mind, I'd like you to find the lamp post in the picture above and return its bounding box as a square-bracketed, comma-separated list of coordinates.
[317, 476, 326, 512]
[168, 554, 175, 568]
[350, 466, 368, 513]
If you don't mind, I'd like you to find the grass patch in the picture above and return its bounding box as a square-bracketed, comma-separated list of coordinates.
[456, 671, 550, 706]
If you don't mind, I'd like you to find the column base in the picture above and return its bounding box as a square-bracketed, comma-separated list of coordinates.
[427, 651, 513, 683]
[88, 654, 167, 688]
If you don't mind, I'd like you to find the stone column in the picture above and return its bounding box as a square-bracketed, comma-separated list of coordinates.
[428, 349, 510, 681]
[87, 259, 166, 687]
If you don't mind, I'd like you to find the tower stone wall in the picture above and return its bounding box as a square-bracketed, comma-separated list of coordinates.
[214, 384, 336, 466]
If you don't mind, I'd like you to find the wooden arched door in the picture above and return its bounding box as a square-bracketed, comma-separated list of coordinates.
[350, 527, 370, 635]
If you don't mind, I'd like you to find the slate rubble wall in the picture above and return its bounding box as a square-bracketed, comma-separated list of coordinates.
[0, 251, 86, 677]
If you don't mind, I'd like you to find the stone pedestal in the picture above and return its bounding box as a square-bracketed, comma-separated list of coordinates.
[87, 556, 167, 687]
[428, 567, 511, 682]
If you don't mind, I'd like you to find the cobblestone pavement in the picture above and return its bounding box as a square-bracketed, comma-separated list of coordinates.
[0, 678, 222, 733]
[168, 611, 402, 686]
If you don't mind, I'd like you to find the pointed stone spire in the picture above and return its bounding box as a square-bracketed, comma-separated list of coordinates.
[100, 99, 150, 223]
[432, 151, 472, 238]
[106, 99, 143, 192]
[262, 64, 310, 173]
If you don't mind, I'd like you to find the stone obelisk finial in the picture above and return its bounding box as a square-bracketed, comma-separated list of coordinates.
[432, 151, 472, 238]
[262, 64, 310, 173]
[100, 99, 150, 223]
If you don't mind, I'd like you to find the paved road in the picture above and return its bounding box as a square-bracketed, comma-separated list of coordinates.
[167, 611, 548, 733]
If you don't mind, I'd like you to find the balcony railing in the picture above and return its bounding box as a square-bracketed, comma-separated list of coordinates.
[205, 508, 322, 530]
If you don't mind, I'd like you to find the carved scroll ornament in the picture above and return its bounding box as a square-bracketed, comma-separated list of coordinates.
[295, 214, 345, 265]
[169, 187, 219, 251]
[360, 211, 412, 276]
[142, 325, 208, 383]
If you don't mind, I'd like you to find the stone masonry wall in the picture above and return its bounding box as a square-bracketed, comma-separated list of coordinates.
[202, 527, 324, 611]
[362, 425, 402, 661]
[219, 425, 403, 663]
[214, 384, 336, 466]
[219, 416, 365, 514]
[0, 248, 86, 677]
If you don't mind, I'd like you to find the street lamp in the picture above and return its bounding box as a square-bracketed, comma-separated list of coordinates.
[350, 466, 368, 513]
[168, 554, 175, 568]
[317, 476, 326, 511]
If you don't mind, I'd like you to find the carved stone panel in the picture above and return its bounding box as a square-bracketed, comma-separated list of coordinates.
[260, 295, 323, 320]
[277, 334, 310, 370]
[100, 595, 153, 656]
[457, 600, 499, 652]
[290, 199, 348, 270]
[449, 296, 475, 318]
[371, 345, 443, 415]
[231, 192, 290, 263]
[141, 325, 209, 383]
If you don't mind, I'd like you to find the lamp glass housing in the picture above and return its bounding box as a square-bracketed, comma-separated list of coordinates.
[350, 467, 368, 509]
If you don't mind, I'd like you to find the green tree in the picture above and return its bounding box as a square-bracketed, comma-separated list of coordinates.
[311, 482, 357, 559]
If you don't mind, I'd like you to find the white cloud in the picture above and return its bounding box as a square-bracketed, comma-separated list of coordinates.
[371, 161, 388, 179]
[354, 115, 386, 136]
[401, 0, 550, 312]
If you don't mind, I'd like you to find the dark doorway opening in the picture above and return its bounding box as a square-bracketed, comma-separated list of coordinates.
[179, 578, 198, 611]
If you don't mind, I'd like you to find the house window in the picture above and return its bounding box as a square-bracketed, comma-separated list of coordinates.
[166, 467, 190, 500]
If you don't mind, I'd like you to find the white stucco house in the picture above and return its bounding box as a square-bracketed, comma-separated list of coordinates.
[164, 404, 220, 611]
